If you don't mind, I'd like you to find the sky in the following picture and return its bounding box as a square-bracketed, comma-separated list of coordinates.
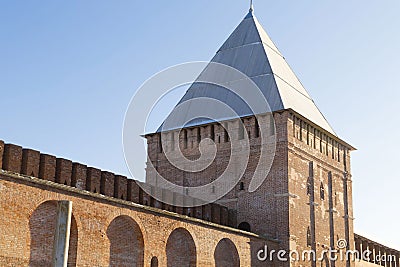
[1, 1, 399, 249]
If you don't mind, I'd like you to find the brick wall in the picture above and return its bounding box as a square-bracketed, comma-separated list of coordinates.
[0, 173, 277, 266]
[0, 139, 234, 227]
[145, 109, 357, 266]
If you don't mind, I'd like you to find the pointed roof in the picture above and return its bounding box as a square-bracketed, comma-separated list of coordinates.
[162, 10, 336, 135]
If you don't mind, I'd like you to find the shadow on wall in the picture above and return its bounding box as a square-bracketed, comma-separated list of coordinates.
[150, 256, 158, 267]
[28, 200, 78, 267]
[214, 238, 240, 267]
[27, 200, 243, 267]
[166, 228, 197, 267]
[106, 215, 144, 267]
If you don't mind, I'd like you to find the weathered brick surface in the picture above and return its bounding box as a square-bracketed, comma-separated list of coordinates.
[220, 206, 229, 226]
[39, 154, 56, 181]
[194, 205, 203, 219]
[107, 215, 143, 266]
[2, 144, 22, 173]
[127, 179, 140, 203]
[214, 238, 240, 267]
[55, 158, 72, 186]
[140, 188, 152, 206]
[100, 171, 115, 197]
[86, 167, 101, 193]
[166, 228, 196, 267]
[0, 173, 269, 266]
[21, 149, 40, 177]
[114, 175, 127, 200]
[146, 110, 357, 267]
[71, 163, 87, 190]
[211, 204, 221, 224]
[203, 204, 212, 221]
[0, 106, 362, 267]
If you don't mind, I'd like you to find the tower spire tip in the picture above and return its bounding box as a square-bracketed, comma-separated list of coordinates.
[249, 0, 254, 12]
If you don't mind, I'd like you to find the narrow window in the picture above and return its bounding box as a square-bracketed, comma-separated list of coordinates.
[197, 127, 201, 143]
[210, 125, 215, 141]
[307, 177, 312, 195]
[307, 226, 312, 247]
[158, 134, 163, 153]
[239, 182, 245, 191]
[325, 136, 329, 156]
[299, 120, 303, 141]
[334, 192, 338, 206]
[183, 129, 188, 149]
[238, 120, 244, 140]
[151, 256, 158, 267]
[319, 132, 323, 153]
[171, 132, 175, 151]
[224, 123, 229, 142]
[313, 128, 317, 149]
[254, 119, 260, 138]
[320, 182, 325, 200]
[292, 115, 296, 137]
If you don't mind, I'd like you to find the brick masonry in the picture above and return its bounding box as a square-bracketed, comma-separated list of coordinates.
[145, 109, 362, 267]
[0, 172, 276, 267]
[0, 109, 398, 266]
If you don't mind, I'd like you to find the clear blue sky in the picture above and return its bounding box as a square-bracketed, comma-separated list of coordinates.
[1, 1, 399, 249]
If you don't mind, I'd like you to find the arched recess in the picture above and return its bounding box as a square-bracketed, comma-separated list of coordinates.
[166, 228, 196, 267]
[68, 216, 78, 266]
[29, 200, 78, 267]
[150, 256, 158, 267]
[214, 238, 240, 267]
[238, 221, 251, 232]
[106, 215, 144, 267]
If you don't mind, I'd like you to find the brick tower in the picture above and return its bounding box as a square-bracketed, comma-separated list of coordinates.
[146, 8, 355, 267]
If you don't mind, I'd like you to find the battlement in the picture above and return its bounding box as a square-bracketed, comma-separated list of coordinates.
[146, 112, 278, 157]
[147, 110, 354, 157]
[0, 139, 235, 227]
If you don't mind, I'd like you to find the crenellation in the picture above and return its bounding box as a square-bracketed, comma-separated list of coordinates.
[173, 192, 184, 214]
[55, 158, 72, 186]
[0, 114, 359, 267]
[140, 185, 152, 206]
[221, 206, 229, 226]
[193, 204, 203, 219]
[21, 148, 40, 177]
[3, 144, 23, 173]
[114, 175, 127, 200]
[2, 6, 397, 265]
[86, 167, 101, 193]
[203, 204, 212, 221]
[39, 154, 56, 182]
[71, 163, 87, 190]
[127, 179, 140, 203]
[100, 171, 115, 197]
[151, 186, 164, 209]
[212, 203, 221, 224]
